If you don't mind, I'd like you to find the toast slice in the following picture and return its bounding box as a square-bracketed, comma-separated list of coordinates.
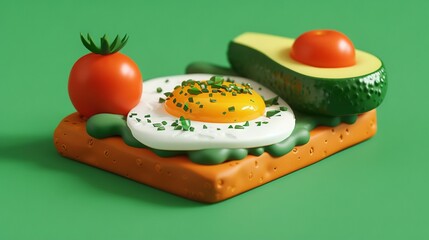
[53, 110, 377, 203]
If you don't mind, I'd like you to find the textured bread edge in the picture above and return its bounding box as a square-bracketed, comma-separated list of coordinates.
[53, 110, 377, 203]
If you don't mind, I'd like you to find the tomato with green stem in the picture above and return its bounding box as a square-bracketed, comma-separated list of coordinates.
[68, 34, 143, 118]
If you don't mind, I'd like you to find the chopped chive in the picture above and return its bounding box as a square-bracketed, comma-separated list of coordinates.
[176, 102, 182, 108]
[187, 87, 202, 95]
[232, 92, 237, 96]
[228, 106, 235, 112]
[215, 76, 223, 83]
[188, 97, 194, 103]
[180, 115, 189, 122]
[187, 80, 194, 85]
[164, 92, 172, 97]
[243, 121, 249, 127]
[153, 123, 162, 127]
[171, 121, 178, 126]
[199, 105, 204, 108]
[264, 96, 279, 107]
[263, 121, 268, 124]
[173, 98, 177, 104]
[157, 126, 165, 131]
[217, 128, 221, 130]
[156, 87, 162, 93]
[222, 112, 226, 115]
[235, 125, 244, 129]
[280, 106, 288, 111]
[158, 97, 165, 103]
[221, 92, 226, 96]
[195, 101, 200, 104]
[203, 125, 208, 129]
[202, 88, 209, 93]
[146, 119, 152, 123]
[179, 116, 191, 131]
[183, 103, 189, 111]
[213, 76, 224, 84]
[162, 121, 167, 125]
[209, 93, 213, 97]
[266, 110, 281, 118]
[174, 85, 180, 90]
[256, 121, 262, 126]
[136, 118, 141, 122]
[190, 127, 195, 132]
[212, 89, 218, 93]
[258, 87, 262, 90]
[144, 114, 151, 118]
[210, 99, 216, 103]
[228, 125, 233, 129]
[174, 125, 182, 130]
[165, 79, 169, 83]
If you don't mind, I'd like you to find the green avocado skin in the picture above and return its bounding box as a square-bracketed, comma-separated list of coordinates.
[228, 42, 388, 116]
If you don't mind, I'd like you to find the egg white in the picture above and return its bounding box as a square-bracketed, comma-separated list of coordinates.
[127, 74, 295, 151]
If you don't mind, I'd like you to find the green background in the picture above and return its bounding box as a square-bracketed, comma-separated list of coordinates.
[1, 0, 427, 239]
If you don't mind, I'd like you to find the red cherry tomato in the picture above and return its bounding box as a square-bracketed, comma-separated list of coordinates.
[290, 30, 356, 68]
[68, 34, 142, 118]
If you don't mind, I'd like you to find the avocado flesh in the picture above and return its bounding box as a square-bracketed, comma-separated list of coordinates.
[228, 32, 387, 116]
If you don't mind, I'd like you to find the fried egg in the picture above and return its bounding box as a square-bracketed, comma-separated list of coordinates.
[127, 74, 295, 151]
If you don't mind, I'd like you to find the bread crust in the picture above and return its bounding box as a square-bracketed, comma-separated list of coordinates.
[53, 110, 377, 203]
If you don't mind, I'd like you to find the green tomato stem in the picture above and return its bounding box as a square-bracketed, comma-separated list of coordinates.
[80, 33, 129, 55]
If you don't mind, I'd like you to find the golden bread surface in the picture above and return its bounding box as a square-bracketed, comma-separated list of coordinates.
[54, 110, 377, 203]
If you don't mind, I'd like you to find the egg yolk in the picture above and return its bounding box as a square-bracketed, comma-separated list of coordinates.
[164, 77, 266, 123]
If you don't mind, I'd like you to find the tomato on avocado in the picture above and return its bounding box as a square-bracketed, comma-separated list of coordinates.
[228, 31, 387, 116]
[290, 30, 356, 68]
[68, 34, 142, 118]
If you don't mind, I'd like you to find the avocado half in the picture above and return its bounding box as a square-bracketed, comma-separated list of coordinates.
[228, 32, 387, 116]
